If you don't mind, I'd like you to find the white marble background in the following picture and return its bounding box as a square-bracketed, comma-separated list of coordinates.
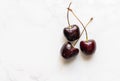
[0, 0, 120, 81]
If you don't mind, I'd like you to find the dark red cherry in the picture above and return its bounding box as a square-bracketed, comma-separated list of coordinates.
[61, 42, 79, 59]
[80, 40, 96, 55]
[64, 25, 80, 41]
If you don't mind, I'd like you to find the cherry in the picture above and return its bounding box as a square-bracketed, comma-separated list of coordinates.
[78, 19, 96, 55]
[61, 42, 79, 59]
[68, 8, 96, 55]
[80, 40, 96, 55]
[64, 25, 80, 41]
[64, 2, 80, 41]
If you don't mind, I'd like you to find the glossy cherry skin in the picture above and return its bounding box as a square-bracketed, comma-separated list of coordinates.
[80, 40, 96, 55]
[61, 42, 79, 59]
[64, 25, 80, 41]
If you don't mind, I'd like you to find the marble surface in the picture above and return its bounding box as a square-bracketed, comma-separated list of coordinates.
[0, 0, 120, 81]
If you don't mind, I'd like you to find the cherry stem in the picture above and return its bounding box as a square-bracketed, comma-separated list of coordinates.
[73, 18, 93, 46]
[68, 8, 89, 41]
[67, 2, 72, 28]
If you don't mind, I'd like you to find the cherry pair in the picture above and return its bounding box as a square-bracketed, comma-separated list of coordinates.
[61, 2, 96, 59]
